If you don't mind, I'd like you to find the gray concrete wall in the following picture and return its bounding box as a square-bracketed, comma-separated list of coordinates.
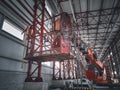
[0, 13, 53, 90]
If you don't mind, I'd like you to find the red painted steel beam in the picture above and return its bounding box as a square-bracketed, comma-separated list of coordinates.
[44, 13, 63, 21]
[52, 61, 56, 80]
[18, 0, 51, 37]
[73, 59, 77, 79]
[25, 60, 33, 82]
[25, 0, 39, 82]
[72, 60, 75, 79]
[29, 0, 38, 57]
[35, 0, 46, 82]
[58, 61, 62, 80]
[67, 60, 71, 79]
[63, 61, 66, 79]
[40, 0, 46, 55]
[35, 62, 43, 82]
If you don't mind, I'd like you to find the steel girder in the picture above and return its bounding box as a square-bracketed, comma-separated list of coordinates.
[72, 6, 120, 57]
[25, 0, 45, 82]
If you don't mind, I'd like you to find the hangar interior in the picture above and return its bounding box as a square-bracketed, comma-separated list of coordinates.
[0, 0, 120, 90]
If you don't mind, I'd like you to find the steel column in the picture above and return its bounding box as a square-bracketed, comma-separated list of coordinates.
[40, 0, 45, 55]
[72, 59, 75, 79]
[67, 60, 71, 79]
[63, 61, 66, 79]
[35, 62, 43, 82]
[25, 60, 33, 82]
[58, 61, 62, 80]
[29, 0, 38, 57]
[25, 0, 38, 82]
[35, 0, 46, 82]
[52, 61, 56, 80]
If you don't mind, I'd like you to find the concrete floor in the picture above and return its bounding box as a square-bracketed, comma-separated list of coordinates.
[96, 87, 120, 90]
[95, 85, 120, 90]
[49, 80, 120, 90]
[49, 86, 120, 90]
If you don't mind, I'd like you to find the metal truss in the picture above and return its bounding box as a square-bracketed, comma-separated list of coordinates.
[24, 0, 45, 82]
[52, 59, 76, 80]
[73, 5, 120, 57]
[22, 0, 76, 82]
[1, 0, 120, 82]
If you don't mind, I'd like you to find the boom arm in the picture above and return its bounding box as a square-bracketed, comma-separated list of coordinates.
[87, 48, 103, 70]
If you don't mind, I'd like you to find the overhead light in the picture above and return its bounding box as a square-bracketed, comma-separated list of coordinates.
[110, 52, 113, 55]
[114, 71, 117, 75]
[113, 62, 115, 65]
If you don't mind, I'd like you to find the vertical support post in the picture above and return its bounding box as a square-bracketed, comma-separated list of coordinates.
[74, 61, 76, 79]
[35, 61, 43, 82]
[74, 60, 78, 79]
[67, 60, 71, 79]
[29, 0, 39, 57]
[40, 0, 45, 55]
[72, 60, 75, 79]
[35, 0, 45, 82]
[25, 0, 38, 82]
[63, 61, 66, 79]
[58, 61, 62, 80]
[25, 60, 33, 82]
[52, 61, 56, 80]
[51, 16, 55, 53]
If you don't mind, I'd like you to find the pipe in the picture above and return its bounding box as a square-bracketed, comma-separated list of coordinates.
[69, 0, 77, 23]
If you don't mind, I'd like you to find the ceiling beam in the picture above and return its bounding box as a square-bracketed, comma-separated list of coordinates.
[75, 7, 120, 14]
[94, 0, 104, 49]
[80, 31, 117, 34]
[99, 0, 120, 59]
[86, 0, 90, 43]
[69, 0, 77, 23]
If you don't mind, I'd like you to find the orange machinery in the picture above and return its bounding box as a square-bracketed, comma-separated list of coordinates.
[52, 13, 70, 54]
[85, 48, 112, 85]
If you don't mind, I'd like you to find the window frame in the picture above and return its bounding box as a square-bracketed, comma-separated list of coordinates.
[2, 19, 24, 41]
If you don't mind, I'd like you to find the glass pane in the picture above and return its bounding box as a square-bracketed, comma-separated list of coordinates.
[2, 19, 24, 40]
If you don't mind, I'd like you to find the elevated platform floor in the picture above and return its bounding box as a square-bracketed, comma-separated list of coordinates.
[24, 53, 74, 61]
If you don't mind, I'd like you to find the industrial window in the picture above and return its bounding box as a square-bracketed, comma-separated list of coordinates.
[2, 19, 24, 40]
